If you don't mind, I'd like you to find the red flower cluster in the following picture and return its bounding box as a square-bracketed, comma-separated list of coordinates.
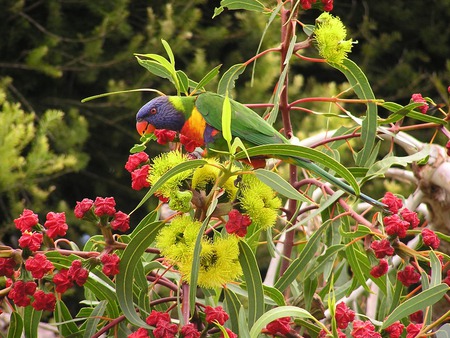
[32, 290, 56, 311]
[14, 209, 39, 232]
[125, 152, 151, 191]
[205, 305, 229, 325]
[266, 317, 291, 335]
[221, 328, 237, 338]
[400, 208, 420, 228]
[94, 197, 116, 217]
[370, 259, 388, 278]
[53, 260, 89, 293]
[421, 228, 440, 249]
[370, 239, 394, 259]
[74, 198, 94, 219]
[406, 323, 422, 338]
[180, 324, 201, 338]
[179, 134, 203, 153]
[334, 302, 355, 329]
[300, 0, 333, 11]
[225, 209, 252, 237]
[25, 253, 54, 279]
[351, 320, 381, 338]
[154, 129, 177, 145]
[0, 258, 16, 277]
[384, 214, 410, 238]
[409, 310, 423, 323]
[146, 310, 178, 338]
[381, 192, 403, 214]
[110, 211, 130, 232]
[397, 265, 421, 286]
[128, 328, 149, 338]
[8, 280, 37, 307]
[18, 231, 43, 251]
[384, 321, 404, 338]
[101, 253, 120, 276]
[411, 93, 429, 114]
[44, 212, 68, 238]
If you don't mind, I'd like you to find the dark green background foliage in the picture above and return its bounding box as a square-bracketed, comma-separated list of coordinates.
[0, 0, 448, 240]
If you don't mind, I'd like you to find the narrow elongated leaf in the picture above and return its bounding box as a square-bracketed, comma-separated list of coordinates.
[331, 59, 377, 166]
[176, 70, 189, 95]
[303, 244, 345, 281]
[7, 312, 23, 338]
[136, 58, 173, 80]
[224, 288, 242, 333]
[238, 240, 265, 328]
[81, 88, 164, 103]
[382, 283, 450, 329]
[430, 251, 442, 287]
[55, 300, 79, 336]
[83, 300, 108, 338]
[274, 221, 329, 292]
[161, 39, 175, 66]
[239, 307, 251, 338]
[131, 159, 207, 213]
[23, 306, 41, 338]
[235, 144, 359, 194]
[222, 94, 232, 144]
[255, 169, 312, 203]
[217, 63, 246, 96]
[213, 0, 265, 18]
[193, 64, 222, 93]
[116, 221, 165, 327]
[249, 306, 314, 338]
[262, 285, 286, 307]
[381, 102, 446, 125]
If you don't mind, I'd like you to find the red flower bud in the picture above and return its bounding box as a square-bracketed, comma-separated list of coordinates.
[370, 239, 395, 258]
[8, 280, 36, 307]
[53, 269, 73, 293]
[400, 208, 420, 228]
[125, 152, 149, 173]
[101, 253, 120, 276]
[25, 253, 54, 279]
[406, 323, 422, 338]
[94, 197, 116, 217]
[351, 320, 381, 338]
[32, 290, 56, 311]
[382, 192, 403, 214]
[370, 259, 389, 278]
[146, 310, 171, 326]
[0, 258, 16, 278]
[128, 328, 149, 338]
[205, 306, 229, 325]
[110, 211, 130, 232]
[334, 302, 355, 329]
[131, 165, 151, 190]
[18, 231, 43, 252]
[154, 129, 177, 145]
[14, 209, 39, 233]
[411, 93, 429, 114]
[384, 321, 404, 338]
[421, 228, 440, 249]
[225, 209, 252, 237]
[266, 317, 291, 335]
[68, 260, 89, 286]
[44, 212, 68, 238]
[180, 324, 201, 338]
[397, 265, 420, 287]
[384, 214, 409, 238]
[179, 134, 202, 153]
[74, 198, 94, 219]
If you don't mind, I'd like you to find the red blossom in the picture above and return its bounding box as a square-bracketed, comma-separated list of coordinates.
[266, 317, 291, 335]
[406, 323, 422, 338]
[351, 320, 381, 338]
[101, 253, 120, 276]
[370, 259, 389, 278]
[14, 209, 39, 233]
[382, 192, 403, 214]
[443, 270, 450, 286]
[446, 140, 450, 157]
[397, 265, 421, 287]
[94, 197, 116, 217]
[384, 214, 409, 238]
[409, 310, 423, 323]
[153, 320, 178, 338]
[68, 260, 89, 286]
[321, 0, 333, 11]
[53, 269, 73, 293]
[400, 208, 420, 228]
[220, 328, 237, 338]
[8, 280, 37, 307]
[179, 134, 202, 152]
[128, 328, 150, 338]
[44, 212, 68, 238]
[370, 239, 395, 259]
[32, 290, 56, 311]
[205, 306, 229, 325]
[180, 324, 200, 338]
[74, 198, 94, 219]
[18, 231, 43, 252]
[0, 258, 16, 278]
[110, 211, 130, 232]
[300, 0, 316, 10]
[125, 152, 149, 173]
[25, 253, 54, 279]
[154, 129, 177, 145]
[411, 93, 429, 114]
[421, 228, 440, 249]
[334, 302, 355, 329]
[385, 321, 404, 338]
[225, 209, 252, 237]
[146, 310, 171, 326]
[131, 165, 151, 190]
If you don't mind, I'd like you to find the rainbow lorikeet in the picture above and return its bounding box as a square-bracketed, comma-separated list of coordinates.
[136, 92, 384, 208]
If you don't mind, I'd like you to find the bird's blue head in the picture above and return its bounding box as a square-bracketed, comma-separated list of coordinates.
[136, 96, 186, 135]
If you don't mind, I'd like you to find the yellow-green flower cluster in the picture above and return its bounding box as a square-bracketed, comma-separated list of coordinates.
[191, 159, 238, 200]
[149, 150, 193, 199]
[178, 235, 242, 289]
[239, 174, 281, 229]
[314, 12, 353, 64]
[155, 215, 242, 289]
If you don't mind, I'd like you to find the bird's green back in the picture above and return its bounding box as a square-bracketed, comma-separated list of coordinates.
[194, 92, 288, 146]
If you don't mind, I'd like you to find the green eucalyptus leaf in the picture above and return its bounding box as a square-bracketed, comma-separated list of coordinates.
[23, 306, 41, 338]
[7, 312, 23, 338]
[83, 300, 108, 338]
[217, 63, 246, 96]
[213, 0, 265, 18]
[193, 64, 222, 93]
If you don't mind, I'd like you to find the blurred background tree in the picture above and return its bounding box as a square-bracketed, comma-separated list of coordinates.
[0, 0, 448, 244]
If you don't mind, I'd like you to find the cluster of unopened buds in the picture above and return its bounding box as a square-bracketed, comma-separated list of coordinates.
[300, 0, 333, 11]
[0, 197, 127, 313]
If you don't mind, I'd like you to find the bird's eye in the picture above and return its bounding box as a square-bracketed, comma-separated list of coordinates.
[150, 108, 157, 115]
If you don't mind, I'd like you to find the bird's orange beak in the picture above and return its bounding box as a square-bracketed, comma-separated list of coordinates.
[136, 121, 155, 136]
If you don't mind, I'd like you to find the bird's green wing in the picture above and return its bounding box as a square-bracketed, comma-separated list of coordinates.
[195, 92, 287, 146]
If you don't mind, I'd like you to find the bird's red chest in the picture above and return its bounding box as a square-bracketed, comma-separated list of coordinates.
[180, 107, 207, 145]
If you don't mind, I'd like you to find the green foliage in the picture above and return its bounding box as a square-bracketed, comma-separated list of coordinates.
[0, 80, 88, 234]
